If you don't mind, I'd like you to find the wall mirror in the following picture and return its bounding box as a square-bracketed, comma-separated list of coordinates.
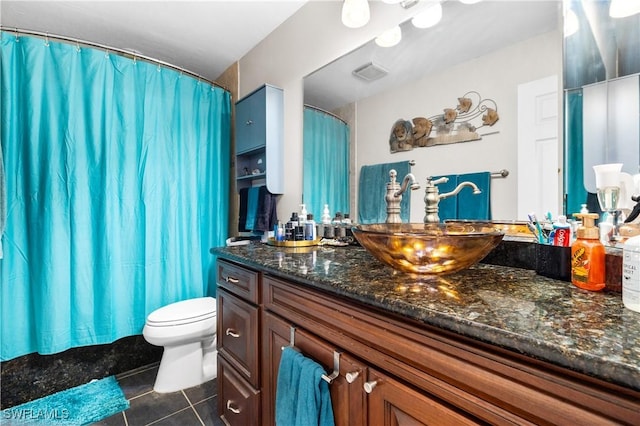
[303, 0, 561, 223]
[563, 0, 640, 219]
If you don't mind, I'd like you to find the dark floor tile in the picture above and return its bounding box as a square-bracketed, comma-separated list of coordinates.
[92, 411, 127, 425]
[147, 407, 203, 426]
[194, 397, 225, 426]
[117, 366, 159, 399]
[183, 378, 217, 405]
[125, 390, 190, 426]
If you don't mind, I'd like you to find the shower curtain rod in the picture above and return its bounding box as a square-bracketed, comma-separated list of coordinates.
[304, 104, 348, 125]
[0, 26, 227, 91]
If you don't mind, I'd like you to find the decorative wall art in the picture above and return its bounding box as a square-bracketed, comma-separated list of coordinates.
[389, 91, 499, 153]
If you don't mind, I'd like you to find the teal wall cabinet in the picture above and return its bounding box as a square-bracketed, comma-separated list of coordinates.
[235, 84, 284, 194]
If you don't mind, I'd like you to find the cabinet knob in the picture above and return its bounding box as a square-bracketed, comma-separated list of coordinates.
[226, 400, 241, 414]
[245, 120, 253, 126]
[363, 380, 378, 394]
[345, 371, 360, 384]
[225, 328, 241, 338]
[224, 275, 239, 284]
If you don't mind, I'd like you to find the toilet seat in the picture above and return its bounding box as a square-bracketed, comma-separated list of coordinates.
[146, 297, 216, 327]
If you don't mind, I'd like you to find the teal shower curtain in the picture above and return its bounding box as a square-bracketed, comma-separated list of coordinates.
[0, 33, 231, 360]
[303, 107, 350, 219]
[565, 89, 587, 215]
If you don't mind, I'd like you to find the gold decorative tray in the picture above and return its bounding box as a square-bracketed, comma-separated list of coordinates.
[266, 238, 322, 247]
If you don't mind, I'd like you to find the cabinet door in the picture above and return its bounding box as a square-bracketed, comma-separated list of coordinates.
[262, 311, 367, 426]
[236, 86, 266, 154]
[217, 289, 260, 388]
[366, 367, 482, 426]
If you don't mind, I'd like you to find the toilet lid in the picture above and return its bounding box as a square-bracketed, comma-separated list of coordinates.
[147, 297, 216, 326]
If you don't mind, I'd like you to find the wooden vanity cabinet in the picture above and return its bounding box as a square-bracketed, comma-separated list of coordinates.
[216, 260, 262, 425]
[262, 274, 640, 426]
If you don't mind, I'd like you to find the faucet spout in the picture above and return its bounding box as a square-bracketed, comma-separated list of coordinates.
[394, 173, 420, 198]
[385, 170, 419, 224]
[439, 181, 481, 200]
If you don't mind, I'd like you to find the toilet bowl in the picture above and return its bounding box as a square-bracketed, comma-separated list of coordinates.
[142, 297, 217, 393]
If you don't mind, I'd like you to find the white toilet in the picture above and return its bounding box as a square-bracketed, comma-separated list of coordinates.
[142, 297, 217, 393]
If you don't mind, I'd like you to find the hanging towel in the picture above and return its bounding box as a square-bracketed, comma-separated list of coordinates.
[433, 174, 458, 222]
[254, 186, 278, 232]
[244, 186, 261, 231]
[358, 161, 412, 224]
[456, 172, 492, 220]
[238, 187, 250, 232]
[276, 347, 335, 426]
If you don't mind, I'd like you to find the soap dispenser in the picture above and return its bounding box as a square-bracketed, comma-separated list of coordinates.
[571, 213, 605, 291]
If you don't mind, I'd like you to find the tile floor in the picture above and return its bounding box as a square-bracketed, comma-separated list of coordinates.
[94, 363, 225, 426]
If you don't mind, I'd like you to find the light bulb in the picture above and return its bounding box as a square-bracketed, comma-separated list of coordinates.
[342, 0, 371, 29]
[564, 8, 579, 37]
[375, 25, 402, 47]
[459, 0, 483, 4]
[411, 2, 443, 29]
[609, 0, 640, 18]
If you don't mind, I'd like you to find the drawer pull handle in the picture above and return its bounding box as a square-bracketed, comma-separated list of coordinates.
[345, 371, 359, 383]
[225, 328, 241, 338]
[224, 276, 239, 284]
[226, 400, 241, 414]
[364, 380, 378, 394]
[245, 120, 253, 126]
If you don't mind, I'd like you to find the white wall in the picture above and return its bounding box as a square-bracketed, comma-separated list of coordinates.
[356, 30, 562, 221]
[239, 1, 417, 219]
[239, 1, 562, 222]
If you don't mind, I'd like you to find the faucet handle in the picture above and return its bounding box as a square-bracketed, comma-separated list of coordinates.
[427, 176, 449, 186]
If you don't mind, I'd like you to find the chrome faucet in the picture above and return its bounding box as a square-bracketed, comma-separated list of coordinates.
[385, 169, 420, 223]
[424, 176, 481, 223]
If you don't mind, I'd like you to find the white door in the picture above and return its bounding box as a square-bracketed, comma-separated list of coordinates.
[517, 75, 560, 220]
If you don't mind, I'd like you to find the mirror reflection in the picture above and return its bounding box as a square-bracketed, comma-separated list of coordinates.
[304, 0, 560, 224]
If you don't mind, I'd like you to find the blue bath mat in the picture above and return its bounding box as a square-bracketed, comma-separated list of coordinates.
[3, 376, 129, 425]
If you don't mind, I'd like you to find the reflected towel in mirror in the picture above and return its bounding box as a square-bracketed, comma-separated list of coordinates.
[358, 161, 412, 224]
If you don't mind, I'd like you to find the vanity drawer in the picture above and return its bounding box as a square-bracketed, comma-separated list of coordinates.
[219, 356, 261, 426]
[217, 288, 260, 388]
[217, 259, 260, 304]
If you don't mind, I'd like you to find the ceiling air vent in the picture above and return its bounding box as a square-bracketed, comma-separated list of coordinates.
[352, 62, 388, 82]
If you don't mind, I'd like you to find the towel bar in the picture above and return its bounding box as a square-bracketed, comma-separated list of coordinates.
[281, 325, 342, 384]
[491, 169, 509, 178]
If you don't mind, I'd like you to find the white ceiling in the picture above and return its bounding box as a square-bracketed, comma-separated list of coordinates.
[0, 0, 309, 82]
[304, 0, 560, 111]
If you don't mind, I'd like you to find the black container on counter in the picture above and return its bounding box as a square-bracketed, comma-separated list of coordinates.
[535, 244, 571, 282]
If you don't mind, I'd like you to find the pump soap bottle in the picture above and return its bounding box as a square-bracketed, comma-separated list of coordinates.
[571, 213, 605, 291]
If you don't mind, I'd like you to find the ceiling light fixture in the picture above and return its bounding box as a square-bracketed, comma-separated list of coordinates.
[411, 2, 443, 29]
[459, 0, 483, 4]
[609, 0, 640, 18]
[564, 7, 579, 37]
[342, 0, 371, 28]
[375, 25, 402, 47]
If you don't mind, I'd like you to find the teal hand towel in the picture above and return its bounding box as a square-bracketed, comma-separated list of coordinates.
[456, 172, 491, 220]
[433, 175, 457, 222]
[245, 186, 260, 231]
[276, 347, 335, 426]
[358, 161, 412, 224]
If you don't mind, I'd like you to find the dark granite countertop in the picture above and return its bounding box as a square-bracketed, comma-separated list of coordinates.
[211, 242, 640, 391]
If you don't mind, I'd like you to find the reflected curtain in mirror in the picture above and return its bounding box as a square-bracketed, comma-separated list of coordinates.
[0, 33, 231, 360]
[303, 107, 350, 219]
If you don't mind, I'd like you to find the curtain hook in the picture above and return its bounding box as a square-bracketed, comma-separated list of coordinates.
[75, 39, 81, 53]
[14, 28, 20, 42]
[157, 63, 161, 72]
[44, 32, 50, 47]
[105, 49, 109, 58]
